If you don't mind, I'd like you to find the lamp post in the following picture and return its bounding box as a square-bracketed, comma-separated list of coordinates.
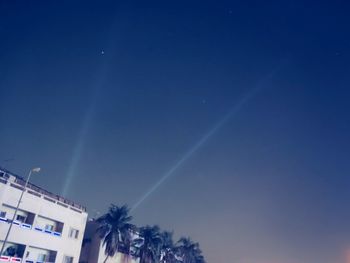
[0, 167, 41, 257]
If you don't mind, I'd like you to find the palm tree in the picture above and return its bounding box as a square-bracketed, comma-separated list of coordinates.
[175, 237, 205, 263]
[96, 204, 134, 263]
[136, 225, 162, 263]
[159, 231, 176, 263]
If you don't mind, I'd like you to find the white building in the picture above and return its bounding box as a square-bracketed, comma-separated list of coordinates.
[79, 221, 140, 263]
[0, 167, 88, 263]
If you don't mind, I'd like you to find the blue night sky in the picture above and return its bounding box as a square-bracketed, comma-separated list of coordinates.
[1, 1, 350, 262]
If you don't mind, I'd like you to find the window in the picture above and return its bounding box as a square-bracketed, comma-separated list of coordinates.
[4, 246, 17, 256]
[45, 224, 54, 231]
[37, 254, 47, 262]
[0, 211, 6, 218]
[63, 256, 73, 263]
[16, 215, 26, 223]
[68, 228, 79, 239]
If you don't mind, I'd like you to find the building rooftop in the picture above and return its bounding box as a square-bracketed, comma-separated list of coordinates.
[0, 166, 87, 213]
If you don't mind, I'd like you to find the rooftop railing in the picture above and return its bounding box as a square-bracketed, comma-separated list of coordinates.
[0, 168, 86, 212]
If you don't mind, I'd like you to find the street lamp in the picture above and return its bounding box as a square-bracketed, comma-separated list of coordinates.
[0, 168, 41, 257]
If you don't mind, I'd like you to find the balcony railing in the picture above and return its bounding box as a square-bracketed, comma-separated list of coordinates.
[0, 217, 62, 237]
[13, 177, 86, 212]
[0, 257, 54, 263]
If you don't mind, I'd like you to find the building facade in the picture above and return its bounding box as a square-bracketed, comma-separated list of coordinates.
[0, 168, 88, 263]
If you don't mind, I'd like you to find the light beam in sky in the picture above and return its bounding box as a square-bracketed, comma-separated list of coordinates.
[131, 67, 282, 211]
[61, 102, 96, 197]
[61, 53, 110, 197]
[61, 67, 110, 197]
[61, 7, 125, 197]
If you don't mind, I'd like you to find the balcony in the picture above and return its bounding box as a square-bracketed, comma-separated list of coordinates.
[25, 247, 56, 263]
[0, 216, 62, 238]
[0, 243, 56, 263]
[0, 242, 25, 261]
